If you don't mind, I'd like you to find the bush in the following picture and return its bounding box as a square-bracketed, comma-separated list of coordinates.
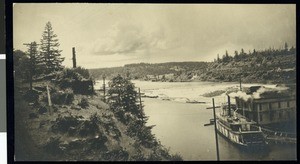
[23, 89, 39, 102]
[29, 113, 38, 119]
[51, 115, 82, 133]
[43, 137, 63, 155]
[38, 105, 48, 114]
[102, 148, 129, 161]
[78, 120, 99, 137]
[78, 98, 89, 109]
[51, 88, 74, 105]
[54, 68, 94, 95]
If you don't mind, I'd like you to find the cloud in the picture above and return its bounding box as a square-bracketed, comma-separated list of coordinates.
[91, 22, 167, 56]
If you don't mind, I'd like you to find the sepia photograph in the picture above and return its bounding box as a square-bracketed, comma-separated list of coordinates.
[13, 3, 296, 161]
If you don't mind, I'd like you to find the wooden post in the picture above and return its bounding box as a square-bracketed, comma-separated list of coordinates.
[72, 47, 77, 68]
[227, 95, 231, 117]
[29, 71, 33, 91]
[138, 88, 144, 122]
[46, 85, 52, 115]
[103, 75, 106, 102]
[212, 98, 220, 161]
[138, 88, 142, 109]
[239, 77, 242, 91]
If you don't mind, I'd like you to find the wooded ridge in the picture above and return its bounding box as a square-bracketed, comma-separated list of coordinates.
[89, 45, 296, 84]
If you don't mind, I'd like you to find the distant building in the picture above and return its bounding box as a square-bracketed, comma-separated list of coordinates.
[232, 86, 296, 125]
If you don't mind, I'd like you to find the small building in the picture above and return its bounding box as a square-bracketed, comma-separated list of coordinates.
[232, 86, 296, 126]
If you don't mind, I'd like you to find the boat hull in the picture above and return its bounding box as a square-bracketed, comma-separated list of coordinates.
[216, 120, 268, 150]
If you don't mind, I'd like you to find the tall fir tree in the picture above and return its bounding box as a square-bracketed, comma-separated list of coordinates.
[40, 21, 64, 74]
[21, 42, 44, 90]
[107, 74, 147, 124]
[27, 42, 44, 77]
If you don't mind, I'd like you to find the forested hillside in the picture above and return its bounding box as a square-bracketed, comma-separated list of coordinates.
[90, 44, 296, 84]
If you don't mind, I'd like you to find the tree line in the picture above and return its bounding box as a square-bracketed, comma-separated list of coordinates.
[215, 42, 296, 63]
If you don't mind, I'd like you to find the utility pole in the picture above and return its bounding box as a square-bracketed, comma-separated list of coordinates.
[103, 75, 106, 102]
[206, 98, 220, 161]
[72, 47, 77, 68]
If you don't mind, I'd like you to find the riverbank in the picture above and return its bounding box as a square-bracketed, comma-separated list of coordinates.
[14, 79, 182, 161]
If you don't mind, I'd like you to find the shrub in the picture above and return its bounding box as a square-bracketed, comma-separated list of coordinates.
[38, 105, 48, 114]
[78, 98, 89, 109]
[29, 113, 38, 119]
[51, 88, 74, 105]
[78, 120, 99, 137]
[102, 148, 129, 161]
[43, 137, 63, 155]
[51, 115, 82, 133]
[23, 89, 39, 102]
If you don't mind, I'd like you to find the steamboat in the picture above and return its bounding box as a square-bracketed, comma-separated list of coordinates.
[216, 96, 268, 149]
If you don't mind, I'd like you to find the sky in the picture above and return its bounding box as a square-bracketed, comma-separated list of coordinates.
[13, 4, 296, 69]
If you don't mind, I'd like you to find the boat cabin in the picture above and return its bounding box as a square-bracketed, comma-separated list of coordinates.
[233, 86, 296, 125]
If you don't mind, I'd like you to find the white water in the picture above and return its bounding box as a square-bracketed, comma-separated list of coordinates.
[95, 80, 277, 106]
[95, 80, 296, 160]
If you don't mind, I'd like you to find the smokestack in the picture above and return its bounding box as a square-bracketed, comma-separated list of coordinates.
[72, 47, 77, 68]
[227, 95, 231, 117]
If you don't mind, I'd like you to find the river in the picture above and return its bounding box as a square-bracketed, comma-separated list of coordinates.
[133, 81, 297, 161]
[95, 80, 297, 160]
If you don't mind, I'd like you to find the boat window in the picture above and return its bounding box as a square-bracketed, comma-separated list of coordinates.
[260, 114, 263, 122]
[231, 125, 240, 131]
[241, 124, 247, 131]
[279, 111, 283, 119]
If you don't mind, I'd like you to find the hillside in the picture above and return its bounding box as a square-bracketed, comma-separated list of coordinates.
[89, 47, 296, 84]
[89, 62, 208, 82]
[14, 69, 182, 161]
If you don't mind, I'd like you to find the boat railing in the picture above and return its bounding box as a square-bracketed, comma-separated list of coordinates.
[252, 125, 297, 138]
[239, 125, 261, 132]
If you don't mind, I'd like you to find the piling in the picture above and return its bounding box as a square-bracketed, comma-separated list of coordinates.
[212, 98, 220, 161]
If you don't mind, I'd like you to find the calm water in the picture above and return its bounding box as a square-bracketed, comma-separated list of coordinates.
[130, 81, 297, 161]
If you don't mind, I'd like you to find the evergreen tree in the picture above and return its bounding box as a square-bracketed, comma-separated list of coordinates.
[13, 50, 29, 80]
[26, 42, 43, 90]
[107, 75, 147, 124]
[40, 21, 64, 74]
[234, 50, 239, 61]
[284, 42, 289, 52]
[217, 54, 220, 63]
